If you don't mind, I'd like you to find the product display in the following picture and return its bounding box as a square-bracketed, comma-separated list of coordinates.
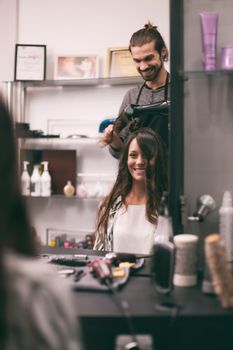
[221, 46, 233, 70]
[200, 11, 218, 70]
[41, 161, 52, 196]
[219, 191, 233, 263]
[21, 160, 31, 196]
[30, 164, 41, 197]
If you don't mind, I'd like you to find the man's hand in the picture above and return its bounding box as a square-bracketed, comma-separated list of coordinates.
[101, 124, 114, 144]
[99, 124, 122, 151]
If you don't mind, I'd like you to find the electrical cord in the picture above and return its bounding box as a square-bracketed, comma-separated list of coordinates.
[90, 259, 142, 349]
[105, 280, 142, 350]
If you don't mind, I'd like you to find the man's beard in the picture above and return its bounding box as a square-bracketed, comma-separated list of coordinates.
[139, 61, 163, 82]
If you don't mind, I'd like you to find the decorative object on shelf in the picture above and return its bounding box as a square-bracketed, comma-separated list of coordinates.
[47, 119, 98, 138]
[106, 47, 139, 78]
[76, 182, 88, 198]
[54, 54, 99, 80]
[64, 180, 75, 197]
[14, 44, 46, 81]
[221, 46, 233, 70]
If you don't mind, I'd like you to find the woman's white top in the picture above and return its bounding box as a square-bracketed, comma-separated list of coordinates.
[113, 204, 156, 255]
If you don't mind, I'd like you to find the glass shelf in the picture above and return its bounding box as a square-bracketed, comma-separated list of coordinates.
[178, 69, 233, 79]
[5, 76, 143, 88]
[25, 195, 101, 200]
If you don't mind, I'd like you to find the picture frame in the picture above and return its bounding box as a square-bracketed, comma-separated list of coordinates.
[106, 47, 139, 78]
[14, 44, 46, 81]
[54, 55, 99, 80]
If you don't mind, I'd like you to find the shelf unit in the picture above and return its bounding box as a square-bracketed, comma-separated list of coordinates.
[170, 0, 233, 234]
[13, 76, 143, 88]
[12, 77, 124, 245]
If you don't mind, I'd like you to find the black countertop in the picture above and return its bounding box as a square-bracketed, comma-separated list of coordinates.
[40, 247, 233, 350]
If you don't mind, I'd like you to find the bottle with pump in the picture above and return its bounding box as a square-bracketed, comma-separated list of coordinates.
[30, 164, 41, 197]
[21, 161, 31, 196]
[41, 161, 51, 197]
[219, 190, 233, 264]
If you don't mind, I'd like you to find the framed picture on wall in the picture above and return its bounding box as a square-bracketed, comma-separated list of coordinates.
[14, 44, 46, 81]
[54, 55, 99, 80]
[106, 47, 139, 78]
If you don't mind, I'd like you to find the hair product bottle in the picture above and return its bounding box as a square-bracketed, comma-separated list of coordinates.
[219, 191, 233, 265]
[21, 161, 31, 196]
[30, 164, 41, 197]
[200, 11, 219, 70]
[41, 161, 51, 197]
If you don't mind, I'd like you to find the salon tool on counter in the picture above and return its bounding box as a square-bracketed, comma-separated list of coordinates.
[152, 240, 175, 294]
[173, 234, 199, 287]
[47, 254, 90, 267]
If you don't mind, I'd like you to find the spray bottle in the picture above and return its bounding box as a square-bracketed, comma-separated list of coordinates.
[21, 161, 31, 196]
[30, 164, 41, 197]
[41, 161, 51, 197]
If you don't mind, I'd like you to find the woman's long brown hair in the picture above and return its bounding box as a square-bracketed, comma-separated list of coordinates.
[0, 97, 37, 349]
[95, 127, 168, 243]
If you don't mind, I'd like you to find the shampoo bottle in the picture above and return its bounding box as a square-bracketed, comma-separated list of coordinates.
[219, 191, 233, 264]
[21, 161, 31, 196]
[30, 164, 41, 197]
[41, 161, 51, 197]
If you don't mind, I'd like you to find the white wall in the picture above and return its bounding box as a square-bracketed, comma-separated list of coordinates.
[1, 0, 169, 134]
[17, 0, 169, 80]
[17, 0, 169, 135]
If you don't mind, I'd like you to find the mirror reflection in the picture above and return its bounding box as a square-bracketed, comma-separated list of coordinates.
[93, 23, 170, 253]
[0, 0, 170, 251]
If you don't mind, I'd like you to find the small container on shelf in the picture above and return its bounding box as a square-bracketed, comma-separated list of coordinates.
[76, 172, 115, 199]
[63, 180, 75, 197]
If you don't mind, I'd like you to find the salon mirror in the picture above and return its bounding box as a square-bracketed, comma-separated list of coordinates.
[0, 0, 170, 250]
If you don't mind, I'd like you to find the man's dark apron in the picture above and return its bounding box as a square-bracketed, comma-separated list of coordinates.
[126, 73, 170, 146]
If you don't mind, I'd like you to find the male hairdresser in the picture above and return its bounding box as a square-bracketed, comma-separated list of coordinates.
[101, 21, 170, 158]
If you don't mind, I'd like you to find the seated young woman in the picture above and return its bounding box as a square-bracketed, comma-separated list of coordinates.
[94, 127, 168, 254]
